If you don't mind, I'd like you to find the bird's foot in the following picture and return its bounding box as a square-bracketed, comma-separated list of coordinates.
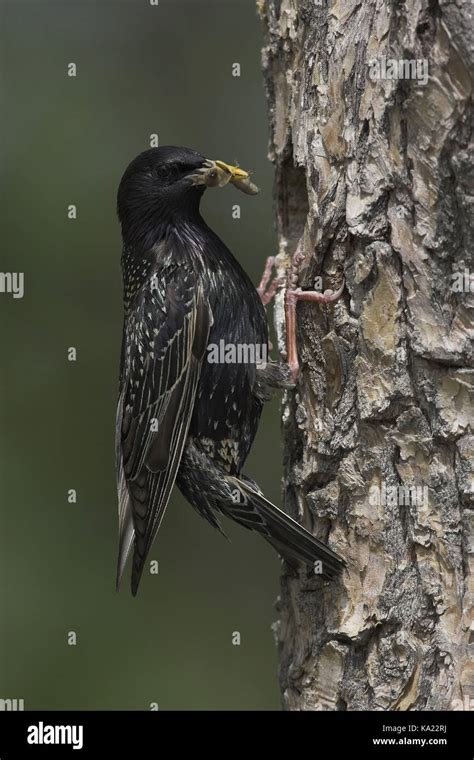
[285, 243, 345, 384]
[254, 361, 295, 401]
[285, 283, 345, 384]
[257, 245, 345, 384]
[257, 256, 285, 306]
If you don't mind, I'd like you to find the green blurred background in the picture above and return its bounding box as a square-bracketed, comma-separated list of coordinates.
[1, 0, 284, 709]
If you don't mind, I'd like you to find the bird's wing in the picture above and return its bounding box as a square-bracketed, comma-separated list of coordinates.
[116, 265, 212, 594]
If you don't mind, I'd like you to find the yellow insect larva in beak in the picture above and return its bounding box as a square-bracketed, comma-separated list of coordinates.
[187, 159, 259, 194]
[230, 176, 259, 195]
[214, 160, 259, 195]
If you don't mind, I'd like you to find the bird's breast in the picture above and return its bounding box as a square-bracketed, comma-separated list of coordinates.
[183, 230, 269, 472]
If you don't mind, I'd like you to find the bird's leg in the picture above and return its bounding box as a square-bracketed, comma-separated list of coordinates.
[257, 256, 285, 306]
[257, 256, 285, 352]
[257, 247, 344, 383]
[284, 243, 345, 383]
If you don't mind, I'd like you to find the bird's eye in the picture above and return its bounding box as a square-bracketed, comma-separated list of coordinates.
[153, 164, 177, 183]
[208, 170, 218, 180]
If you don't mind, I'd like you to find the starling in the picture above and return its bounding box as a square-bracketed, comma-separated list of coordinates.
[116, 145, 345, 595]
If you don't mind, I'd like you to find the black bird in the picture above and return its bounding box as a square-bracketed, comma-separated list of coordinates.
[116, 145, 344, 595]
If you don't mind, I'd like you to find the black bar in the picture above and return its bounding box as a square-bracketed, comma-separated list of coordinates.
[0, 710, 470, 757]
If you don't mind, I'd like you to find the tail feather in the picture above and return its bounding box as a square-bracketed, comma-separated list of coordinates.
[228, 478, 345, 579]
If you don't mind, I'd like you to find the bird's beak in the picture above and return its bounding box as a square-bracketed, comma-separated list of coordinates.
[187, 159, 259, 195]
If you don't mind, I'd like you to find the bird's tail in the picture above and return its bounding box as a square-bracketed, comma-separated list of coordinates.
[228, 478, 345, 580]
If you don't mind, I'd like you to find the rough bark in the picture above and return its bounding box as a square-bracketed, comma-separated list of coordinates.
[258, 0, 473, 710]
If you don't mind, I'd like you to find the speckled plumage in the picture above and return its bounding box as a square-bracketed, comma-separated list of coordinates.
[116, 146, 344, 595]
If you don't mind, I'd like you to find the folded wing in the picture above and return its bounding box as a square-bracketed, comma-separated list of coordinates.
[116, 264, 212, 594]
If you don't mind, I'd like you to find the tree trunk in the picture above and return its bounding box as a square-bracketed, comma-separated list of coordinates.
[258, 0, 473, 710]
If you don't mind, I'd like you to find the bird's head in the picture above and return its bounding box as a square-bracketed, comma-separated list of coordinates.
[117, 145, 258, 248]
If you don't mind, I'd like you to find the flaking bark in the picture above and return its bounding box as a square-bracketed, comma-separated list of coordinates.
[258, 0, 473, 710]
